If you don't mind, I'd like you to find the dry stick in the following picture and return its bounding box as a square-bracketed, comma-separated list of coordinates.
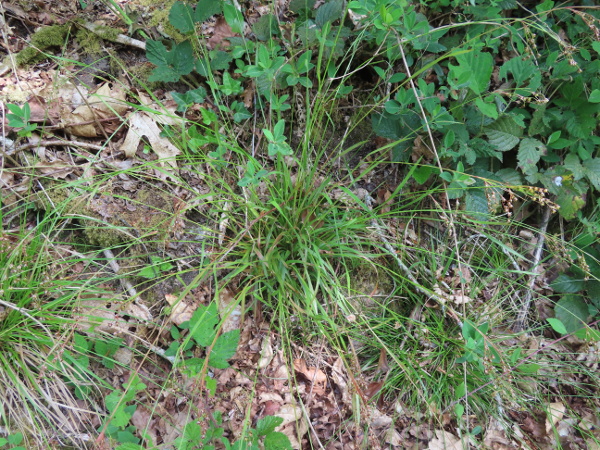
[9, 139, 107, 155]
[80, 21, 146, 50]
[513, 206, 552, 333]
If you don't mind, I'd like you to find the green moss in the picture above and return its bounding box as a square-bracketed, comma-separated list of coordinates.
[75, 28, 104, 56]
[16, 24, 71, 66]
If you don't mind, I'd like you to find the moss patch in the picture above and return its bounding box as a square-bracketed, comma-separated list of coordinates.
[16, 24, 71, 66]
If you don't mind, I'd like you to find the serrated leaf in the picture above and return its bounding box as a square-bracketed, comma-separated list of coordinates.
[253, 14, 279, 41]
[223, 2, 244, 34]
[495, 168, 522, 185]
[499, 56, 541, 95]
[583, 158, 600, 190]
[555, 189, 585, 220]
[564, 153, 584, 180]
[475, 97, 498, 119]
[146, 40, 170, 67]
[195, 0, 222, 23]
[169, 1, 195, 33]
[550, 274, 585, 293]
[255, 416, 284, 436]
[148, 66, 180, 83]
[448, 49, 493, 95]
[316, 0, 344, 28]
[209, 329, 240, 369]
[555, 296, 589, 333]
[486, 129, 520, 152]
[190, 303, 219, 347]
[517, 138, 545, 173]
[587, 280, 600, 308]
[465, 189, 490, 220]
[264, 431, 293, 450]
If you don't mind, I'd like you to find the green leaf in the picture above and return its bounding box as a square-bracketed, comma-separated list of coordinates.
[517, 363, 540, 374]
[589, 90, 600, 103]
[517, 138, 545, 174]
[564, 153, 585, 180]
[550, 274, 585, 293]
[587, 280, 600, 308]
[583, 158, 600, 190]
[448, 48, 493, 95]
[252, 14, 279, 41]
[146, 40, 170, 67]
[499, 56, 541, 95]
[223, 2, 244, 34]
[263, 431, 293, 450]
[315, 0, 344, 28]
[195, 0, 222, 23]
[209, 329, 240, 369]
[190, 302, 219, 347]
[555, 296, 589, 333]
[255, 416, 284, 436]
[146, 40, 194, 82]
[412, 165, 436, 185]
[547, 318, 567, 335]
[169, 1, 195, 33]
[486, 129, 519, 152]
[475, 97, 498, 119]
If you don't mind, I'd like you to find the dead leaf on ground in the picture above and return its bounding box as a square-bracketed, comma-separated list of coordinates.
[207, 16, 238, 50]
[545, 402, 566, 433]
[65, 82, 128, 137]
[293, 358, 328, 396]
[120, 111, 180, 169]
[427, 430, 463, 450]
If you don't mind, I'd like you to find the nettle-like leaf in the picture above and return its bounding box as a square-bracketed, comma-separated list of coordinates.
[499, 56, 541, 96]
[448, 48, 493, 95]
[517, 138, 545, 175]
[316, 0, 345, 27]
[195, 0, 223, 23]
[484, 115, 523, 152]
[169, 1, 195, 33]
[147, 40, 194, 82]
[564, 153, 585, 181]
[583, 158, 600, 190]
[209, 329, 240, 369]
[189, 302, 219, 347]
[252, 14, 280, 41]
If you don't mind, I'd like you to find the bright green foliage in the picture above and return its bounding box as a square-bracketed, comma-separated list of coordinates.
[6, 103, 38, 137]
[0, 432, 25, 450]
[165, 300, 240, 376]
[549, 233, 600, 335]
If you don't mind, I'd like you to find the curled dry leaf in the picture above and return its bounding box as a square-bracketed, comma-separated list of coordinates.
[293, 358, 327, 396]
[120, 111, 180, 169]
[65, 82, 128, 137]
[428, 430, 463, 450]
[545, 402, 566, 433]
[165, 293, 195, 326]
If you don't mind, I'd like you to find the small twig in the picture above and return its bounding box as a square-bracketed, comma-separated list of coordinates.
[513, 206, 552, 333]
[80, 21, 146, 50]
[9, 139, 107, 156]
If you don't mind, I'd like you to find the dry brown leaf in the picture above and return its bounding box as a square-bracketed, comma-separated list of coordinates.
[207, 16, 238, 50]
[427, 430, 463, 450]
[545, 402, 566, 433]
[65, 82, 128, 137]
[120, 111, 180, 169]
[294, 358, 328, 396]
[165, 293, 195, 326]
[216, 287, 242, 333]
[258, 335, 274, 369]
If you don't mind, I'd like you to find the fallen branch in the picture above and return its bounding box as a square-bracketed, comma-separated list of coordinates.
[513, 206, 552, 333]
[80, 21, 146, 50]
